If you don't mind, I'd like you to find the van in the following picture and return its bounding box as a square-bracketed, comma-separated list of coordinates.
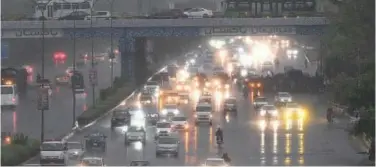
[1, 85, 18, 107]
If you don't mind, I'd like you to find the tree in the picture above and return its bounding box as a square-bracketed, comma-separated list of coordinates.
[322, 0, 375, 137]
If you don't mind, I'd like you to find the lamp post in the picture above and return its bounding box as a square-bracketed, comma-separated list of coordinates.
[90, 1, 96, 108]
[37, 2, 47, 142]
[72, 3, 78, 127]
[108, 0, 115, 88]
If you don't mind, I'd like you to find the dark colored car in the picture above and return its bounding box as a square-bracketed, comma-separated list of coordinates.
[58, 11, 89, 20]
[149, 9, 187, 19]
[223, 98, 237, 112]
[84, 133, 106, 152]
[111, 109, 131, 128]
[130, 161, 150, 166]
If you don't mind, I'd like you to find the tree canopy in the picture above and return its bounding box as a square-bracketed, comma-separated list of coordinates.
[322, 0, 374, 137]
[322, 0, 374, 109]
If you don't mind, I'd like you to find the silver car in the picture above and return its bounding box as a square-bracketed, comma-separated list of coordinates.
[125, 126, 146, 144]
[155, 136, 180, 157]
[67, 142, 84, 159]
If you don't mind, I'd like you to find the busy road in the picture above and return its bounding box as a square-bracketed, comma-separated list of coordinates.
[24, 41, 365, 165]
[1, 51, 121, 139]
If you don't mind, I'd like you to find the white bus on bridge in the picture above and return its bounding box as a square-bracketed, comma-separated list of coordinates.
[33, 0, 93, 20]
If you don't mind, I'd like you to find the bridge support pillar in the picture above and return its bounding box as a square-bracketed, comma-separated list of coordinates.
[134, 37, 148, 86]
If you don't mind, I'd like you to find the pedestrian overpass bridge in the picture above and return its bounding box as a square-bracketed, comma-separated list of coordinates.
[1, 17, 329, 82]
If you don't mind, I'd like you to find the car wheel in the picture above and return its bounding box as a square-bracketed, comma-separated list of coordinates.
[209, 121, 212, 126]
[203, 14, 209, 18]
[156, 152, 160, 157]
[142, 138, 146, 144]
[174, 152, 179, 157]
[195, 121, 199, 126]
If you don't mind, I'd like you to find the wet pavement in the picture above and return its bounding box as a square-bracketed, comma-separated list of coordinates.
[22, 53, 367, 166]
[1, 55, 121, 139]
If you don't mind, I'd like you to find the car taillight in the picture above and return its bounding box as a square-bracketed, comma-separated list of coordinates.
[12, 97, 16, 102]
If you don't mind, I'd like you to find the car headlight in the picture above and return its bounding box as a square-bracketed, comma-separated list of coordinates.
[161, 110, 167, 115]
[288, 98, 292, 102]
[205, 82, 210, 87]
[177, 85, 182, 90]
[257, 83, 261, 87]
[146, 100, 151, 103]
[260, 110, 266, 116]
[271, 110, 278, 116]
[209, 114, 212, 118]
[135, 111, 145, 118]
[194, 114, 197, 118]
[173, 110, 179, 115]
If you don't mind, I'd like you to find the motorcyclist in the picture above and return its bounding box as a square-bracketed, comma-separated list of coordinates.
[36, 73, 41, 83]
[215, 126, 223, 143]
[222, 152, 231, 163]
[327, 107, 334, 123]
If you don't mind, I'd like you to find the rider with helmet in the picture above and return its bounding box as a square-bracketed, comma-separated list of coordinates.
[327, 107, 334, 123]
[215, 126, 224, 143]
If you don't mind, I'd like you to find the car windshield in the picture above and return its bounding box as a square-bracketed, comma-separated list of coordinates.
[140, 96, 152, 101]
[41, 143, 65, 151]
[263, 105, 276, 110]
[158, 138, 177, 144]
[165, 105, 177, 110]
[157, 122, 170, 128]
[206, 159, 225, 166]
[1, 87, 14, 94]
[279, 93, 291, 97]
[128, 126, 144, 132]
[179, 95, 189, 99]
[255, 97, 267, 102]
[82, 159, 102, 166]
[196, 106, 211, 112]
[225, 99, 236, 104]
[172, 117, 187, 121]
[146, 81, 158, 86]
[67, 142, 82, 149]
[113, 110, 128, 116]
[287, 103, 299, 108]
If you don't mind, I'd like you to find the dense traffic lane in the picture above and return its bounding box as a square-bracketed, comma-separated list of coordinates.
[23, 88, 364, 166]
[1, 56, 121, 139]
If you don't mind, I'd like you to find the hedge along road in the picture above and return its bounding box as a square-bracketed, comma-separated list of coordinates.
[1, 40, 121, 140]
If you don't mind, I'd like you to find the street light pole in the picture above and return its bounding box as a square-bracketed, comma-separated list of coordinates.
[109, 0, 114, 88]
[40, 8, 46, 142]
[72, 5, 78, 127]
[90, 3, 96, 108]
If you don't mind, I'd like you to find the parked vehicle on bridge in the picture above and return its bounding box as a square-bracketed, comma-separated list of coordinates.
[33, 0, 93, 20]
[183, 8, 213, 18]
[84, 11, 114, 20]
[148, 9, 187, 19]
[58, 11, 89, 20]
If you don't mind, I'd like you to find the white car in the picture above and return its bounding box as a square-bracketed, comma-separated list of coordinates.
[253, 97, 268, 109]
[171, 115, 189, 131]
[195, 103, 213, 125]
[80, 157, 105, 166]
[155, 136, 180, 157]
[275, 92, 292, 102]
[203, 158, 228, 166]
[67, 142, 84, 159]
[183, 8, 213, 18]
[1, 84, 18, 107]
[259, 105, 279, 117]
[40, 141, 67, 165]
[125, 126, 146, 144]
[156, 121, 172, 136]
[84, 11, 112, 20]
[161, 104, 180, 116]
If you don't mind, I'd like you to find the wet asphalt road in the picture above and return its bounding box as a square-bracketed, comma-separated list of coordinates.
[24, 90, 365, 166]
[23, 50, 366, 166]
[1, 54, 121, 139]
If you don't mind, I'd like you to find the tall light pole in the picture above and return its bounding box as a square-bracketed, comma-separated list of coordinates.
[90, 1, 97, 108]
[108, 0, 115, 88]
[37, 2, 47, 142]
[72, 3, 78, 127]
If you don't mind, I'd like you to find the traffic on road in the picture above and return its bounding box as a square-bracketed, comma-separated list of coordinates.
[22, 36, 365, 166]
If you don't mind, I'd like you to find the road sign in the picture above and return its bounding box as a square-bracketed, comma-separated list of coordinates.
[1, 43, 9, 59]
[37, 87, 49, 110]
[89, 68, 97, 85]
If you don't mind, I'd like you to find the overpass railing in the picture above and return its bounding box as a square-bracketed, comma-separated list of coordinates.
[1, 17, 329, 29]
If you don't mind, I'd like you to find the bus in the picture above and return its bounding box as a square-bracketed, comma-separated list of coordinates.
[33, 0, 93, 20]
[221, 0, 316, 18]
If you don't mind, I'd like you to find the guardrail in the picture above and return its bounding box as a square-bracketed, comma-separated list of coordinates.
[1, 17, 329, 29]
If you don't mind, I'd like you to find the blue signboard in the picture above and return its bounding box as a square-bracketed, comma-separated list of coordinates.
[1, 42, 9, 59]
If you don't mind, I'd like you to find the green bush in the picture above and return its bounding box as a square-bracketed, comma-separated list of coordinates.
[1, 138, 40, 166]
[77, 84, 135, 127]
